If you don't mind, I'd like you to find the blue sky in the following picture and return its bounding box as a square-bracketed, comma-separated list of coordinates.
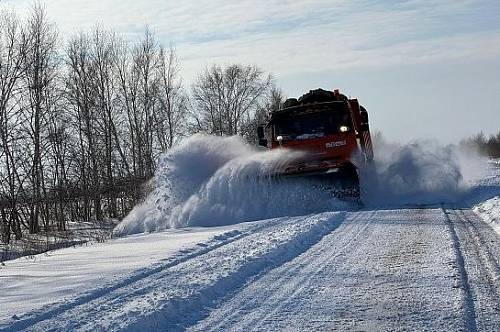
[3, 0, 500, 143]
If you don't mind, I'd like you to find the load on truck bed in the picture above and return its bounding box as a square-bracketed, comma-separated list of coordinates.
[257, 88, 374, 199]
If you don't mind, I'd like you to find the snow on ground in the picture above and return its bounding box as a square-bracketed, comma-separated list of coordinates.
[0, 224, 254, 323]
[2, 207, 498, 331]
[474, 197, 500, 235]
[0, 213, 345, 331]
[189, 209, 479, 331]
[1, 136, 499, 331]
[472, 159, 500, 235]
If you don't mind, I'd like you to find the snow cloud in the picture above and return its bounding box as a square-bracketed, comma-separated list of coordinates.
[114, 133, 489, 236]
[113, 134, 348, 235]
[360, 135, 489, 206]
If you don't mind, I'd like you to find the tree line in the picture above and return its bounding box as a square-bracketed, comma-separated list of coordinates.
[0, 6, 281, 244]
[461, 132, 500, 158]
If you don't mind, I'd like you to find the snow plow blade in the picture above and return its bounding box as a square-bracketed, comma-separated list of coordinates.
[276, 164, 361, 201]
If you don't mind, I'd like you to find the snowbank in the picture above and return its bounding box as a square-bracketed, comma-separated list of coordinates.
[473, 197, 500, 235]
[469, 159, 500, 235]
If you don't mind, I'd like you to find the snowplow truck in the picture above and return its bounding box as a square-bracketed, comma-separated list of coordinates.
[257, 88, 373, 199]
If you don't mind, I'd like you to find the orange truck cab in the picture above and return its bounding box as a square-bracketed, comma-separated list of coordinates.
[257, 88, 373, 196]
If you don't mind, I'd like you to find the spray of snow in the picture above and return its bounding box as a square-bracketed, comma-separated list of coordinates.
[360, 135, 488, 206]
[114, 134, 348, 235]
[114, 133, 489, 236]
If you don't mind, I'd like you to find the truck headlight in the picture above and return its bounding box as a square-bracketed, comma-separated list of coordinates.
[340, 126, 349, 132]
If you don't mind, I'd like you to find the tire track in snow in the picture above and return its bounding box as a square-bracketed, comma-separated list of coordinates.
[441, 207, 478, 332]
[121, 213, 347, 332]
[191, 208, 467, 331]
[6, 213, 347, 331]
[448, 208, 500, 331]
[193, 211, 372, 331]
[245, 211, 373, 331]
[0, 219, 284, 332]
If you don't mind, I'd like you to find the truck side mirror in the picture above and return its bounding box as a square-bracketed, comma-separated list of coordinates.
[360, 111, 368, 124]
[257, 125, 265, 139]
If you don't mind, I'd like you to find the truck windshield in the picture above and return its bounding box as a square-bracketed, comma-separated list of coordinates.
[274, 111, 351, 141]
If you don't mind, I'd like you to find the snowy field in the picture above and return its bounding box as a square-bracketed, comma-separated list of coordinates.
[0, 138, 499, 331]
[0, 220, 117, 263]
[0, 225, 252, 323]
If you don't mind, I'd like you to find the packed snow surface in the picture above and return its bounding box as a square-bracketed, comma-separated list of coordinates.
[190, 208, 500, 331]
[0, 225, 245, 321]
[2, 208, 499, 331]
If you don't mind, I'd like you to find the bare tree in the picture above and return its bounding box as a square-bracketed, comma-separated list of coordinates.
[0, 11, 28, 243]
[0, 5, 284, 249]
[156, 45, 187, 150]
[90, 27, 120, 217]
[116, 29, 160, 180]
[191, 64, 272, 137]
[242, 86, 285, 143]
[22, 4, 59, 233]
[65, 32, 98, 222]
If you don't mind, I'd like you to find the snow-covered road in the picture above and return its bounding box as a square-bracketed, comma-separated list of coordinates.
[1, 207, 499, 331]
[192, 208, 500, 331]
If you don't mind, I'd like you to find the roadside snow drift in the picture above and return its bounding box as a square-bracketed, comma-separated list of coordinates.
[473, 197, 500, 235]
[0, 226, 237, 322]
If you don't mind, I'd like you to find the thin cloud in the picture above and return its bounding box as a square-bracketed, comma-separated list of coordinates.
[2, 0, 499, 82]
